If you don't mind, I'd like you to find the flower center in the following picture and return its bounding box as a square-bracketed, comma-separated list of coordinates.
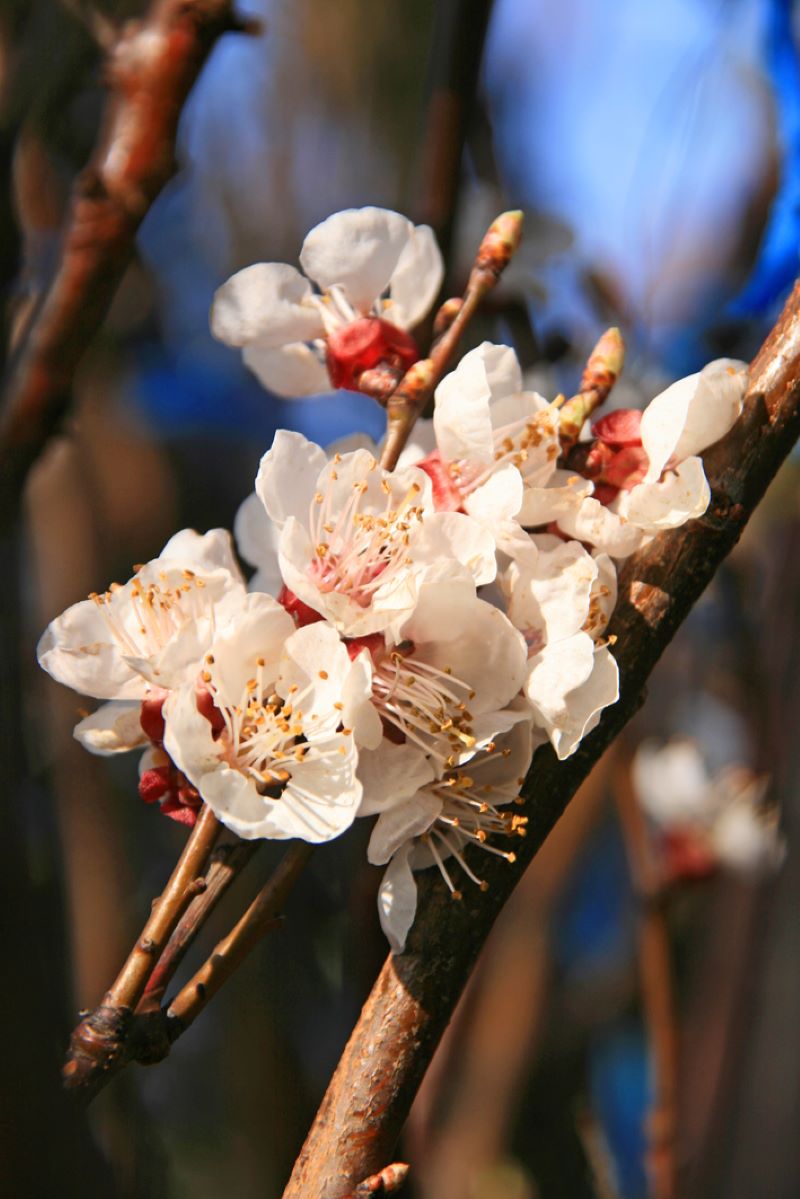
[90, 569, 210, 659]
[421, 745, 529, 898]
[419, 408, 560, 513]
[370, 645, 479, 766]
[326, 317, 419, 391]
[307, 465, 424, 609]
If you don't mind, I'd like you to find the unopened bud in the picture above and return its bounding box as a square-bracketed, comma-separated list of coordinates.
[473, 209, 524, 282]
[579, 326, 625, 399]
[560, 326, 626, 447]
[433, 297, 463, 341]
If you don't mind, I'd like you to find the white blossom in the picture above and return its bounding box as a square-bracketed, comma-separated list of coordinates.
[501, 536, 619, 758]
[362, 714, 535, 952]
[633, 739, 783, 877]
[252, 431, 496, 637]
[549, 359, 748, 557]
[399, 343, 561, 555]
[211, 207, 443, 397]
[37, 528, 247, 702]
[164, 594, 373, 842]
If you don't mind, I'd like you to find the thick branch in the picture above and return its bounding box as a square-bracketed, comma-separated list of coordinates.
[0, 0, 257, 515]
[282, 282, 800, 1198]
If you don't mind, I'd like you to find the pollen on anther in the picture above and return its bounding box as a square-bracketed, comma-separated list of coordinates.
[318, 670, 329, 680]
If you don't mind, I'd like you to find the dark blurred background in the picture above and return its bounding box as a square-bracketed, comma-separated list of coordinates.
[2, 1, 800, 1196]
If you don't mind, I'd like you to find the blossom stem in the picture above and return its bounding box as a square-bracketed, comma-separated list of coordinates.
[136, 837, 259, 1014]
[63, 803, 220, 1094]
[613, 750, 678, 1199]
[165, 841, 314, 1037]
[380, 210, 525, 471]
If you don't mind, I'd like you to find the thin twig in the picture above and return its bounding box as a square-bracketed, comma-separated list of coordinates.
[0, 0, 258, 521]
[613, 751, 678, 1199]
[62, 803, 220, 1096]
[280, 281, 800, 1197]
[165, 841, 314, 1038]
[379, 209, 523, 471]
[136, 838, 259, 1014]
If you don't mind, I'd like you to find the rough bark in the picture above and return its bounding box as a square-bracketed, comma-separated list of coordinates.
[282, 282, 800, 1198]
[0, 0, 256, 520]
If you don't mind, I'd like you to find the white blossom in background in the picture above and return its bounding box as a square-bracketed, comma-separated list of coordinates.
[164, 594, 375, 842]
[251, 430, 496, 637]
[500, 535, 619, 758]
[211, 207, 443, 397]
[633, 738, 784, 878]
[360, 713, 536, 952]
[547, 359, 748, 557]
[398, 342, 560, 556]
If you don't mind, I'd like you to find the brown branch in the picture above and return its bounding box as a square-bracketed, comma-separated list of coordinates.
[281, 282, 800, 1198]
[0, 0, 258, 519]
[136, 837, 259, 1014]
[165, 840, 314, 1037]
[613, 751, 678, 1199]
[63, 802, 220, 1097]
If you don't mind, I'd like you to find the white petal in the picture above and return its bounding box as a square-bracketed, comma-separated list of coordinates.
[641, 358, 747, 483]
[300, 207, 413, 313]
[272, 745, 362, 842]
[400, 578, 528, 715]
[411, 511, 497, 587]
[385, 224, 444, 328]
[159, 527, 244, 581]
[505, 539, 597, 644]
[588, 552, 617, 637]
[377, 845, 418, 953]
[618, 457, 710, 530]
[525, 638, 619, 758]
[74, 701, 147, 756]
[465, 463, 524, 525]
[211, 262, 324, 347]
[516, 470, 593, 527]
[434, 342, 522, 463]
[358, 741, 437, 815]
[255, 430, 329, 528]
[243, 341, 330, 398]
[278, 622, 354, 734]
[341, 649, 383, 750]
[557, 496, 645, 558]
[206, 592, 294, 707]
[38, 602, 146, 701]
[234, 492, 283, 592]
[163, 684, 222, 781]
[368, 792, 442, 864]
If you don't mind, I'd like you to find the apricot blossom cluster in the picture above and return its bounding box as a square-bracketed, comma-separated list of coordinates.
[37, 207, 749, 950]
